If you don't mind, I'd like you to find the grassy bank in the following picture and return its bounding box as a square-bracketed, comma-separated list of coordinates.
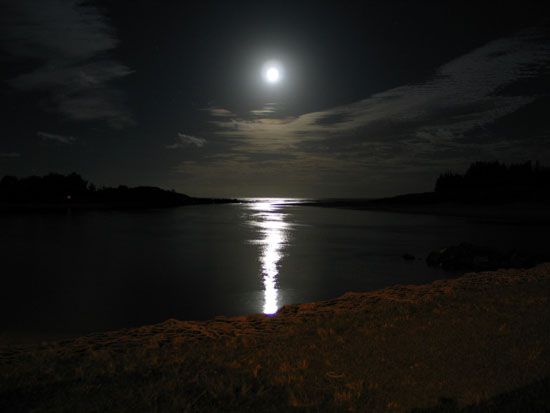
[1, 265, 550, 412]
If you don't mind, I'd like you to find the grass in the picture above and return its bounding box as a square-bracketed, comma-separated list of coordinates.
[1, 264, 550, 412]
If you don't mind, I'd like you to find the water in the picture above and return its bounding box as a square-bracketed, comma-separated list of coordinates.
[0, 199, 547, 340]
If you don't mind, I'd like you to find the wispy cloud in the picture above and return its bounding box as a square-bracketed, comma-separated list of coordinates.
[37, 131, 77, 144]
[0, 152, 20, 158]
[250, 103, 279, 117]
[207, 107, 235, 118]
[1, 0, 134, 128]
[166, 132, 207, 149]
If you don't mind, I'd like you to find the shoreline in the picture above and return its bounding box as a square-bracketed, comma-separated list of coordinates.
[0, 198, 244, 212]
[2, 264, 550, 411]
[3, 197, 550, 225]
[297, 199, 550, 224]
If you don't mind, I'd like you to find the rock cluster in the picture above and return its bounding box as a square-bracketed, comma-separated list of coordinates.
[426, 242, 544, 271]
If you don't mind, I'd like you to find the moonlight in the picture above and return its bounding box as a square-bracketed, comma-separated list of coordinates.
[263, 61, 283, 84]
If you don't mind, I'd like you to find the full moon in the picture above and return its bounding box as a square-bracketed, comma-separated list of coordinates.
[261, 60, 283, 85]
[265, 67, 280, 83]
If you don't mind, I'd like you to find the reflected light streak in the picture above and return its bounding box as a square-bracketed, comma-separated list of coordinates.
[247, 199, 291, 315]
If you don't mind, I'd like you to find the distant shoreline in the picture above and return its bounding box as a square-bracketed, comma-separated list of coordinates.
[4, 195, 550, 224]
[0, 197, 244, 212]
[295, 196, 550, 224]
[0, 173, 249, 212]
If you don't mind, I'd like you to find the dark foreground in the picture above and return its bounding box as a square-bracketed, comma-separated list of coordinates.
[1, 265, 550, 412]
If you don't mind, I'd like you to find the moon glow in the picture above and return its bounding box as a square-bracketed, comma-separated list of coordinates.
[266, 67, 280, 83]
[263, 61, 283, 84]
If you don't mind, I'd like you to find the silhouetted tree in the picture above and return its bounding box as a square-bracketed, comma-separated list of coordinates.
[434, 161, 550, 202]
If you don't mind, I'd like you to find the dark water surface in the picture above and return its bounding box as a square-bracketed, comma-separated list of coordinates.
[0, 199, 547, 340]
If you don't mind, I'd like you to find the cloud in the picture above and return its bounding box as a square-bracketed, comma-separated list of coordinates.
[312, 111, 353, 126]
[207, 107, 235, 118]
[213, 27, 550, 158]
[0, 152, 20, 158]
[166, 132, 207, 149]
[250, 103, 279, 117]
[37, 131, 76, 144]
[1, 0, 134, 128]
[186, 27, 550, 197]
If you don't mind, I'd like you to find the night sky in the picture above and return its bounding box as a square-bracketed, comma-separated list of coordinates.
[1, 0, 549, 197]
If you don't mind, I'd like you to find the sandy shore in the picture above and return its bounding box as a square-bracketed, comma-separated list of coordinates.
[1, 264, 550, 411]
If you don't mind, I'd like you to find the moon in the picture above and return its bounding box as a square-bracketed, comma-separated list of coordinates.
[265, 67, 280, 83]
[263, 61, 283, 84]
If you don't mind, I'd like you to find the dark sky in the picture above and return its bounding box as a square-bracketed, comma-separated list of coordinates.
[1, 0, 549, 197]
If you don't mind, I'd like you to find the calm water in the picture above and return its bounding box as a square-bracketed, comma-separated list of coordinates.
[0, 199, 547, 339]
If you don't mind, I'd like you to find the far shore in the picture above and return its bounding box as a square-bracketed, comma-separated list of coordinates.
[0, 197, 244, 212]
[2, 264, 549, 411]
[3, 192, 550, 225]
[296, 197, 550, 224]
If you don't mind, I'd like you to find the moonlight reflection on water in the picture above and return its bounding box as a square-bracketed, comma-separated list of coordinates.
[247, 199, 293, 315]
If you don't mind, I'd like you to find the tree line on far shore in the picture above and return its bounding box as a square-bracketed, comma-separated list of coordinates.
[0, 173, 190, 205]
[1, 161, 549, 205]
[434, 161, 550, 201]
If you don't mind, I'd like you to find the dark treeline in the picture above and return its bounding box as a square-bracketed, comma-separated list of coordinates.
[0, 173, 191, 206]
[434, 161, 550, 202]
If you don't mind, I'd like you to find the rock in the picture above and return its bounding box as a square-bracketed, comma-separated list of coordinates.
[426, 242, 543, 272]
